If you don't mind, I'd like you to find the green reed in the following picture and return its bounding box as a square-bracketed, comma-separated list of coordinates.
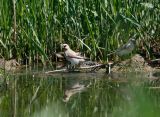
[0, 0, 159, 64]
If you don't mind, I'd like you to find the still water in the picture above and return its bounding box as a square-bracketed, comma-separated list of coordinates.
[0, 68, 160, 117]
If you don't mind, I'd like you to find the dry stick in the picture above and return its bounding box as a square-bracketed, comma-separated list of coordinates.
[45, 69, 68, 74]
[45, 64, 107, 74]
[150, 59, 160, 62]
[148, 87, 160, 89]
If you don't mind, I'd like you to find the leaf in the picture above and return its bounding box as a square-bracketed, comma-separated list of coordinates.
[0, 40, 7, 49]
[120, 14, 141, 27]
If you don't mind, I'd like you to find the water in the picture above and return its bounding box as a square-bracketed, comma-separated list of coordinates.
[0, 69, 160, 117]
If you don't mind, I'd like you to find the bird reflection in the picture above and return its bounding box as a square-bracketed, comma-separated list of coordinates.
[63, 81, 91, 102]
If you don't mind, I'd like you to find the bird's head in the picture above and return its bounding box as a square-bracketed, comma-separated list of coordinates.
[129, 38, 136, 44]
[61, 44, 70, 51]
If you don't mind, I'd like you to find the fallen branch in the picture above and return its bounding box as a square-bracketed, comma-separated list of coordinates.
[45, 64, 107, 74]
[45, 69, 67, 74]
[148, 87, 160, 89]
[150, 59, 160, 62]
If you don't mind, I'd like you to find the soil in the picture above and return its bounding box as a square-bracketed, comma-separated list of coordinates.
[111, 54, 154, 72]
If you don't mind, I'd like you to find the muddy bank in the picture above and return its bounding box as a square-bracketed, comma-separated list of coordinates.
[111, 54, 153, 72]
[1, 54, 159, 77]
[0, 59, 20, 71]
[46, 54, 160, 74]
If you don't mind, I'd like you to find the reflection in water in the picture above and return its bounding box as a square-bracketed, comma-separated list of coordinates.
[63, 81, 91, 102]
[0, 72, 160, 117]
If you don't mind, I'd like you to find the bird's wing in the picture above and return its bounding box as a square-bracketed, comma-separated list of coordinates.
[65, 49, 85, 59]
[124, 42, 132, 48]
[117, 42, 131, 52]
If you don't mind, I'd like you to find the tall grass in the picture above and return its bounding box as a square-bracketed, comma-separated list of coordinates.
[0, 0, 159, 64]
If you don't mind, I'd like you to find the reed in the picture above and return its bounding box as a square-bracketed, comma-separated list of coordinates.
[0, 0, 159, 64]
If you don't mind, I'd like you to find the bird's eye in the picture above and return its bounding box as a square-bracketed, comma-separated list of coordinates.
[64, 45, 66, 48]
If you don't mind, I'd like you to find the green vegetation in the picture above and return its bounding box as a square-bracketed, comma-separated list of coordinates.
[0, 0, 159, 64]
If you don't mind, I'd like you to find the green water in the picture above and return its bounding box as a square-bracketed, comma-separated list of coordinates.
[0, 70, 160, 117]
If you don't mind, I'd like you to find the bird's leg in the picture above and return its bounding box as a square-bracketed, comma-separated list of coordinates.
[70, 65, 75, 71]
[66, 62, 73, 71]
[68, 64, 76, 71]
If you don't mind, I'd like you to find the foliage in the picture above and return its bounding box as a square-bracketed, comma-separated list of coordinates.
[0, 0, 159, 64]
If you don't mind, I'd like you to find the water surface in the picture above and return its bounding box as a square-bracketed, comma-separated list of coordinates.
[0, 68, 160, 117]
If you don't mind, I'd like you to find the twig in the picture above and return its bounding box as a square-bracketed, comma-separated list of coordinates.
[150, 59, 160, 62]
[148, 87, 160, 89]
[45, 69, 68, 74]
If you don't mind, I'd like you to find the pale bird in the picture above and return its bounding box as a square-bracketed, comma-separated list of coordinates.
[108, 38, 136, 56]
[61, 44, 87, 68]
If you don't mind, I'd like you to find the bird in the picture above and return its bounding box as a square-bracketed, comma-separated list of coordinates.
[61, 44, 87, 69]
[61, 44, 109, 71]
[108, 38, 136, 56]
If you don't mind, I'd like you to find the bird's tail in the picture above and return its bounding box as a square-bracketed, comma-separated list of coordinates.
[80, 61, 107, 69]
